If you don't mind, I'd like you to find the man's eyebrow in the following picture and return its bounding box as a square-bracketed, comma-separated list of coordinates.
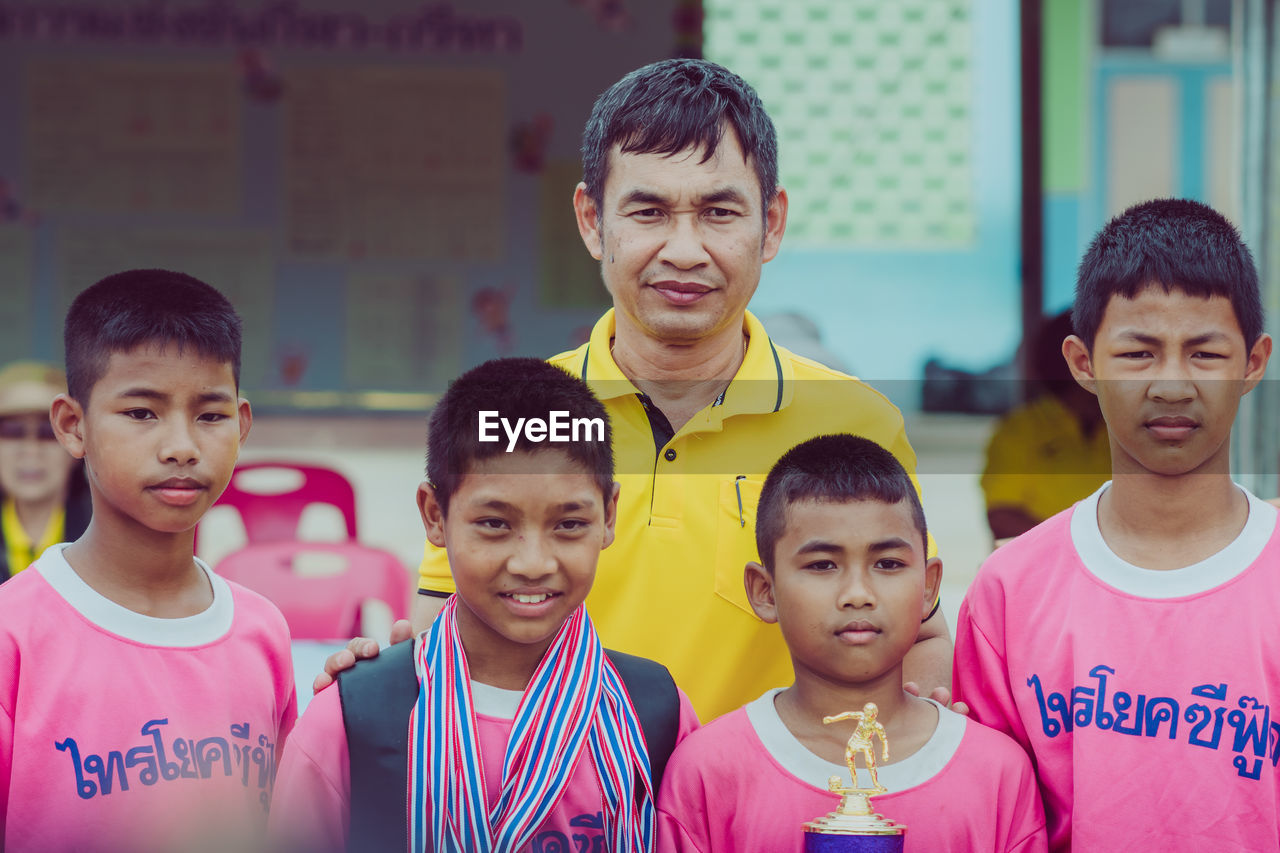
[698, 188, 750, 206]
[618, 189, 671, 207]
[616, 187, 752, 208]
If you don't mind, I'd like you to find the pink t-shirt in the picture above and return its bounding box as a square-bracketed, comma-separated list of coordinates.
[954, 485, 1280, 852]
[272, 664, 699, 851]
[0, 544, 298, 853]
[657, 691, 1045, 852]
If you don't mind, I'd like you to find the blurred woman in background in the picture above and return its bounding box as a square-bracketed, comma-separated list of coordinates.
[0, 362, 89, 580]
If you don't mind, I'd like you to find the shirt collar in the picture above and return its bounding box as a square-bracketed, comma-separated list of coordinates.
[3, 497, 64, 553]
[579, 309, 793, 417]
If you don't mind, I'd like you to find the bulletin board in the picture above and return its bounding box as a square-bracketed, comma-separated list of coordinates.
[0, 0, 695, 410]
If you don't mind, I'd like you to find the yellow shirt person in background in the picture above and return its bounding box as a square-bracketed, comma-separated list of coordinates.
[981, 311, 1109, 541]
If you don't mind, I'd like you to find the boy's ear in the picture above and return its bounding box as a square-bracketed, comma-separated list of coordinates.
[1062, 335, 1097, 395]
[1244, 333, 1272, 393]
[921, 557, 943, 622]
[50, 393, 86, 460]
[417, 481, 447, 548]
[600, 481, 621, 550]
[236, 398, 252, 449]
[744, 561, 779, 624]
[572, 182, 604, 261]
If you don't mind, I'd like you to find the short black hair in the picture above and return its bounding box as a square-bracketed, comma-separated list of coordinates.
[426, 357, 614, 516]
[1073, 198, 1263, 350]
[581, 58, 779, 212]
[756, 434, 926, 572]
[64, 269, 242, 403]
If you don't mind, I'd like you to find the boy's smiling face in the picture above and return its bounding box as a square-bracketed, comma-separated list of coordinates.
[1064, 286, 1271, 478]
[745, 498, 941, 690]
[52, 342, 250, 536]
[419, 449, 619, 676]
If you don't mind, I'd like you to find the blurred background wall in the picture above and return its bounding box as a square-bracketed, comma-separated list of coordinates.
[1, 1, 1256, 403]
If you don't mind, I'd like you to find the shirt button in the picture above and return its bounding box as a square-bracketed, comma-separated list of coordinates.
[664, 448, 677, 462]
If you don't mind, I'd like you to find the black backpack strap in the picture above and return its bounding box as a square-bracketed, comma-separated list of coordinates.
[605, 649, 680, 793]
[339, 639, 418, 853]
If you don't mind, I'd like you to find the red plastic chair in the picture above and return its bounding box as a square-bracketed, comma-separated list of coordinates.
[214, 540, 411, 640]
[199, 462, 359, 549]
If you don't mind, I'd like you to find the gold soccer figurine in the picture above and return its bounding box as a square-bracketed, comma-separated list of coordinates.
[823, 702, 889, 795]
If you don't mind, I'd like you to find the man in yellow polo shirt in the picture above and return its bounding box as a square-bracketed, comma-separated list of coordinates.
[407, 59, 952, 721]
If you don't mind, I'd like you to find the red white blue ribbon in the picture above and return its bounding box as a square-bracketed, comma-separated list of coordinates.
[408, 596, 655, 852]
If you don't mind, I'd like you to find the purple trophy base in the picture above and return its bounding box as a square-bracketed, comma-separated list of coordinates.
[804, 831, 904, 853]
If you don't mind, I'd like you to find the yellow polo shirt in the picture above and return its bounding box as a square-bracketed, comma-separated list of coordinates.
[419, 310, 922, 720]
[981, 393, 1111, 524]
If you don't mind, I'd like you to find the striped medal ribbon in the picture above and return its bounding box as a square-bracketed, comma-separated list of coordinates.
[408, 596, 656, 852]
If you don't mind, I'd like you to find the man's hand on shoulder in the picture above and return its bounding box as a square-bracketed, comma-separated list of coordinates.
[903, 681, 970, 716]
[311, 618, 414, 694]
[900, 606, 963, 712]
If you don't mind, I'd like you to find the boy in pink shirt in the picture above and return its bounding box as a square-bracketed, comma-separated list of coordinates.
[953, 198, 1278, 851]
[270, 358, 698, 852]
[658, 435, 1046, 852]
[0, 270, 297, 852]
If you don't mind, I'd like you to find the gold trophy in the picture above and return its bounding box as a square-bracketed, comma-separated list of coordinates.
[802, 703, 905, 852]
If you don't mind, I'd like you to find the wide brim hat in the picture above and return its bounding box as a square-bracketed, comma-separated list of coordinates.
[0, 362, 66, 418]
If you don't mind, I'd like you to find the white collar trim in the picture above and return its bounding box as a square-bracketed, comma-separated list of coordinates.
[744, 689, 966, 792]
[470, 680, 524, 719]
[1070, 482, 1277, 598]
[36, 542, 234, 647]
